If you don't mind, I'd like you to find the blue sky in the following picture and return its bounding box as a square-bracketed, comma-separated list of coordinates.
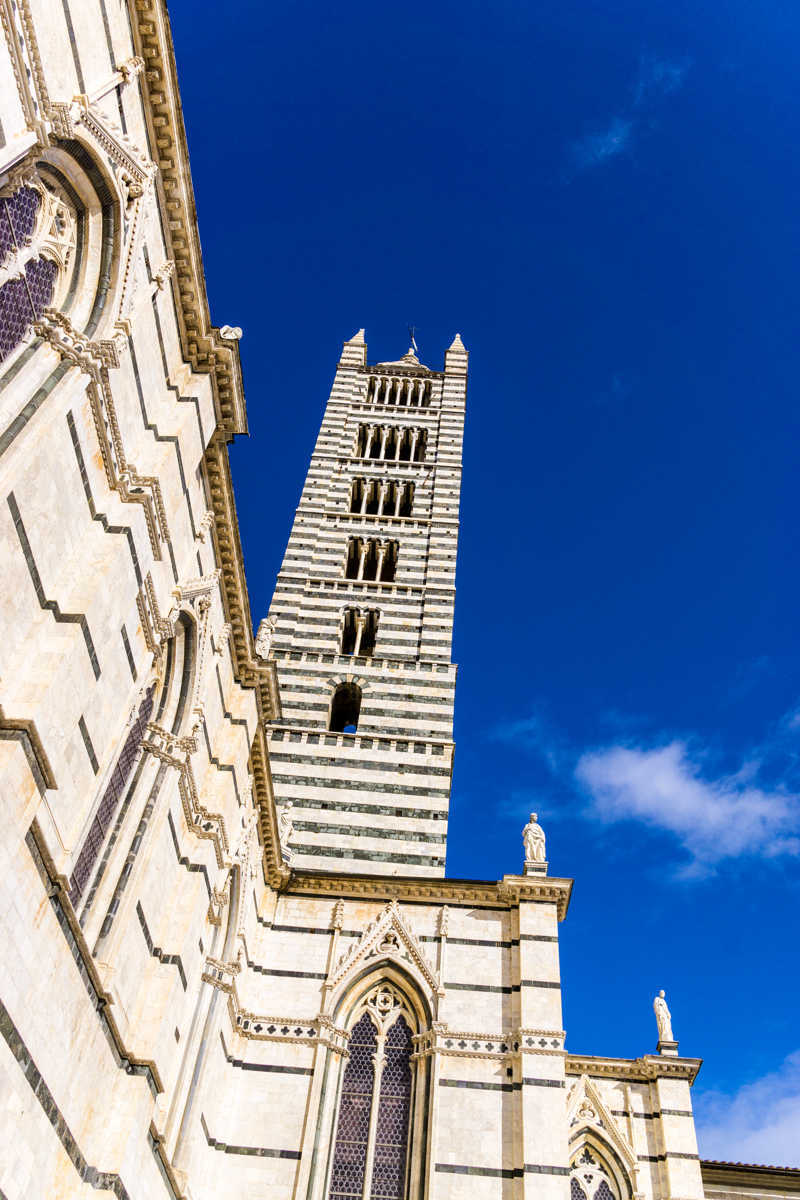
[170, 0, 800, 1164]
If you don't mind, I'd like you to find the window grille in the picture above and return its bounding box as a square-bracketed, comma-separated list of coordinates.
[0, 177, 75, 363]
[68, 685, 155, 908]
[328, 989, 416, 1200]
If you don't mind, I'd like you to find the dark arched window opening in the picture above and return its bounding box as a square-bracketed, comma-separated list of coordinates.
[398, 482, 414, 518]
[330, 683, 362, 733]
[380, 543, 398, 583]
[341, 608, 359, 655]
[345, 537, 362, 579]
[350, 478, 364, 513]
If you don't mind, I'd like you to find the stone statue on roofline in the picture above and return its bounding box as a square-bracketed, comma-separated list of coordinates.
[654, 989, 678, 1053]
[523, 812, 546, 862]
[255, 615, 277, 660]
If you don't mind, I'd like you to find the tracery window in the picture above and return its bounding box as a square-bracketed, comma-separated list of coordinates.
[68, 684, 155, 907]
[0, 175, 76, 362]
[570, 1146, 623, 1200]
[329, 984, 415, 1200]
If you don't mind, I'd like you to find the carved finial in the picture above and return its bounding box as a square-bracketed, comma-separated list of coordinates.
[154, 259, 174, 291]
[117, 56, 145, 84]
[220, 325, 243, 340]
[332, 899, 345, 930]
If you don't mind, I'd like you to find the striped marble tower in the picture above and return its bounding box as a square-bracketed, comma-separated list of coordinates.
[265, 329, 468, 876]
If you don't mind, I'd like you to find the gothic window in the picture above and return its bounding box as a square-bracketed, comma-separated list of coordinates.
[350, 478, 365, 513]
[328, 985, 416, 1200]
[570, 1146, 625, 1200]
[354, 425, 426, 463]
[0, 175, 76, 363]
[349, 479, 413, 518]
[341, 608, 379, 656]
[344, 538, 397, 583]
[68, 684, 155, 907]
[366, 376, 431, 408]
[330, 683, 362, 733]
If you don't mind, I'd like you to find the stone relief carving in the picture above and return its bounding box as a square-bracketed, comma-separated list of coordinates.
[219, 325, 243, 340]
[277, 801, 294, 864]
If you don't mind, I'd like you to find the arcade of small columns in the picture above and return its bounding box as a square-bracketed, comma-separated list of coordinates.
[355, 424, 428, 462]
[344, 537, 399, 582]
[350, 477, 415, 518]
[366, 374, 433, 406]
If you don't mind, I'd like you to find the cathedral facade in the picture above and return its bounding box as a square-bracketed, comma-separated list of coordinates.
[0, 4, 797, 1200]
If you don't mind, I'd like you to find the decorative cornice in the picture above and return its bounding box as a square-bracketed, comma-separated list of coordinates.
[283, 870, 572, 918]
[127, 0, 247, 438]
[565, 1053, 703, 1084]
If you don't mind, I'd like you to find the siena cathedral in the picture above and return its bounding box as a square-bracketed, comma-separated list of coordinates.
[0, 3, 797, 1200]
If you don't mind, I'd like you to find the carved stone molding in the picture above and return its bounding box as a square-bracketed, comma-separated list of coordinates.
[324, 900, 443, 1012]
[565, 1054, 703, 1084]
[141, 722, 229, 869]
[34, 311, 168, 558]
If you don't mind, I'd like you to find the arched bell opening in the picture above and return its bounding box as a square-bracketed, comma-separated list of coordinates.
[329, 682, 362, 734]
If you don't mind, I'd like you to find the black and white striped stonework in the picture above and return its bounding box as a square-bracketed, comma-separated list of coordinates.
[265, 331, 468, 876]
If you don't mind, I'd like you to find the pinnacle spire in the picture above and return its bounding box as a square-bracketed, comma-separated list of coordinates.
[448, 332, 466, 352]
[346, 328, 366, 343]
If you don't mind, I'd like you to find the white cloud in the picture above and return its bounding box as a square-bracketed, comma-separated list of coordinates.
[633, 55, 691, 106]
[569, 118, 634, 171]
[565, 53, 690, 177]
[575, 740, 800, 875]
[695, 1051, 800, 1167]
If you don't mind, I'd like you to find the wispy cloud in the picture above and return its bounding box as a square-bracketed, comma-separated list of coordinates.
[568, 117, 634, 172]
[633, 54, 691, 107]
[575, 740, 800, 877]
[566, 52, 690, 177]
[495, 700, 800, 875]
[695, 1051, 800, 1166]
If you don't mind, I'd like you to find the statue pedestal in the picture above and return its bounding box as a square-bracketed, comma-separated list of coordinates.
[657, 1039, 679, 1057]
[524, 860, 548, 877]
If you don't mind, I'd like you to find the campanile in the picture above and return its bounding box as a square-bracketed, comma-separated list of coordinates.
[265, 330, 468, 875]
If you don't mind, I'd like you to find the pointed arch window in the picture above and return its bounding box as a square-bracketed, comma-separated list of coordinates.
[0, 174, 76, 362]
[570, 1145, 626, 1200]
[329, 985, 415, 1200]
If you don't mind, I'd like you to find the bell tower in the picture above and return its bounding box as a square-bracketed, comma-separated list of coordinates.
[264, 329, 468, 876]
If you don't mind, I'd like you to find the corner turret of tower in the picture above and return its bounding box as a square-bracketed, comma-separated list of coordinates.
[444, 332, 468, 375]
[339, 327, 367, 367]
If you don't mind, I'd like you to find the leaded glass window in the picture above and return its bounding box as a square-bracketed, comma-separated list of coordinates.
[570, 1145, 624, 1200]
[329, 985, 416, 1200]
[0, 176, 75, 363]
[69, 685, 155, 908]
